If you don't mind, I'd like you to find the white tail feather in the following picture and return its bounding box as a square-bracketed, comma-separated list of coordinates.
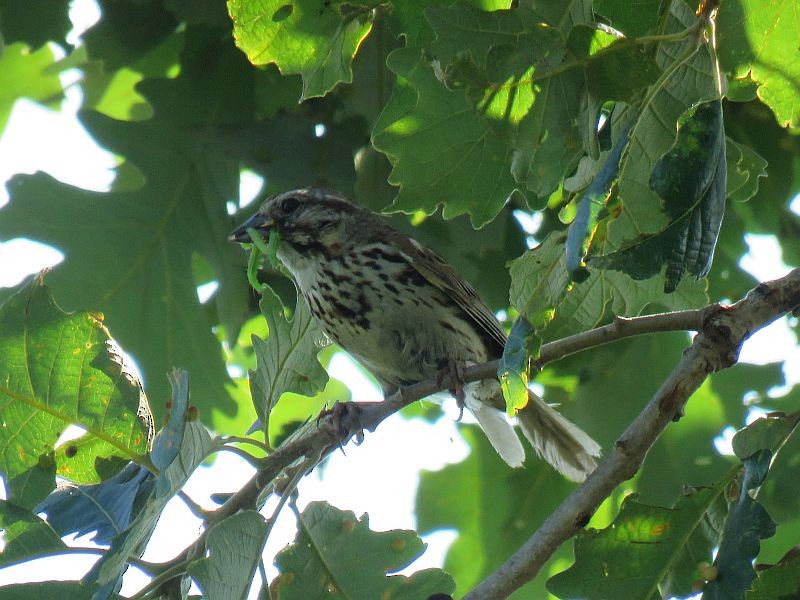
[517, 390, 601, 482]
[465, 396, 525, 468]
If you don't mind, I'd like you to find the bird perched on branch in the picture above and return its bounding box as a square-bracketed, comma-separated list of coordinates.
[231, 188, 600, 481]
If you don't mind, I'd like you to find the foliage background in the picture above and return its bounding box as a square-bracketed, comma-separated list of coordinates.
[0, 0, 799, 598]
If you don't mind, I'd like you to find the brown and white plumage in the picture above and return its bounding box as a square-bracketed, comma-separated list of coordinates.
[232, 187, 600, 481]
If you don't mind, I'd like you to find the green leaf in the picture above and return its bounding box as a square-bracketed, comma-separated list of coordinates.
[717, 0, 800, 129]
[0, 42, 63, 132]
[187, 511, 269, 600]
[82, 0, 178, 71]
[0, 499, 66, 568]
[732, 413, 800, 460]
[547, 481, 730, 599]
[748, 551, 800, 600]
[79, 31, 185, 123]
[0, 36, 254, 424]
[0, 277, 150, 509]
[509, 232, 708, 342]
[508, 232, 570, 324]
[228, 0, 373, 99]
[592, 0, 664, 37]
[0, 0, 71, 48]
[726, 138, 768, 204]
[565, 124, 631, 276]
[510, 71, 585, 200]
[273, 501, 454, 599]
[608, 2, 718, 259]
[250, 286, 329, 436]
[565, 26, 661, 102]
[0, 582, 100, 600]
[372, 46, 521, 227]
[593, 100, 727, 292]
[705, 450, 777, 599]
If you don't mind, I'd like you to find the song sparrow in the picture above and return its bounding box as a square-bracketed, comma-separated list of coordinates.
[231, 188, 600, 481]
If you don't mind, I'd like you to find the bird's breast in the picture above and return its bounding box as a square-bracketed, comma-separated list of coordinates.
[289, 244, 491, 389]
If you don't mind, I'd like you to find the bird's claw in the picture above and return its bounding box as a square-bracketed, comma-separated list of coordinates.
[318, 402, 365, 448]
[437, 360, 468, 422]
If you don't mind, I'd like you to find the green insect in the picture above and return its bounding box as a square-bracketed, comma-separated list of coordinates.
[244, 227, 281, 290]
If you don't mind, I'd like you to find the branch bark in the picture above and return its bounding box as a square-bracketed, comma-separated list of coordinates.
[209, 304, 716, 525]
[466, 268, 800, 599]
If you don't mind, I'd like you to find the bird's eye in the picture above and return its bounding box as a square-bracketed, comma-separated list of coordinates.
[282, 197, 300, 214]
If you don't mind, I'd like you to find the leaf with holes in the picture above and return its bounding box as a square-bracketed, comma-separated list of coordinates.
[274, 501, 455, 599]
[228, 0, 373, 99]
[0, 276, 150, 509]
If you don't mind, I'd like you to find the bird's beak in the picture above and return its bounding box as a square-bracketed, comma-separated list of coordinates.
[229, 213, 274, 243]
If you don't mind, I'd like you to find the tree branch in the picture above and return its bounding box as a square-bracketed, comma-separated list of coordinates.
[208, 304, 714, 525]
[466, 268, 800, 599]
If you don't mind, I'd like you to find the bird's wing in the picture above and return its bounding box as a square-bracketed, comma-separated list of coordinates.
[389, 232, 507, 353]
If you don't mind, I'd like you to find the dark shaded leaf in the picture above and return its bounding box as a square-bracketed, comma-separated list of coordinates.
[0, 34, 255, 424]
[705, 450, 777, 599]
[372, 46, 521, 226]
[566, 26, 661, 102]
[565, 123, 631, 276]
[0, 0, 71, 48]
[83, 0, 179, 70]
[592, 100, 727, 292]
[748, 550, 800, 600]
[593, 0, 664, 37]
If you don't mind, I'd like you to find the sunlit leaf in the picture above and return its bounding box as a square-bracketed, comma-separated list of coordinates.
[0, 499, 66, 568]
[273, 501, 454, 599]
[547, 481, 729, 599]
[0, 277, 150, 509]
[228, 0, 373, 99]
[717, 0, 800, 129]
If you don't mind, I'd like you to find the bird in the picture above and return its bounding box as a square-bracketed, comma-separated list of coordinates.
[230, 187, 600, 481]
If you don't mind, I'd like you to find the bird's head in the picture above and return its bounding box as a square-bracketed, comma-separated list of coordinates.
[230, 188, 383, 266]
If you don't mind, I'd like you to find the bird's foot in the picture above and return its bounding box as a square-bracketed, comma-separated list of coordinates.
[318, 402, 365, 447]
[436, 360, 468, 421]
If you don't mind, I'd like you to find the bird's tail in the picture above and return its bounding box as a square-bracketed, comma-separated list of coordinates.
[464, 388, 600, 481]
[516, 389, 600, 482]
